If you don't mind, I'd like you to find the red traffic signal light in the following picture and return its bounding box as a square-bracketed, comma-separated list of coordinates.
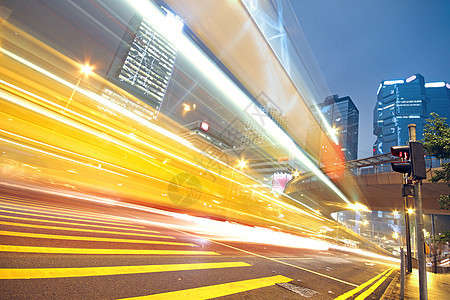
[200, 121, 209, 131]
[390, 145, 410, 160]
[391, 145, 411, 175]
[390, 143, 426, 179]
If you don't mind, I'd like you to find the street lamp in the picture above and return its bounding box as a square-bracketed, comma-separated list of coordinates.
[236, 158, 247, 170]
[65, 63, 93, 110]
[393, 210, 399, 218]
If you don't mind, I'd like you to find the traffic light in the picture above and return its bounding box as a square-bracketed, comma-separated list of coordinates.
[390, 143, 426, 180]
[200, 121, 209, 131]
[390, 145, 411, 174]
[409, 141, 426, 180]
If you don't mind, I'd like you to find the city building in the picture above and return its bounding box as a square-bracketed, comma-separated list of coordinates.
[426, 81, 450, 121]
[317, 94, 359, 161]
[107, 13, 180, 115]
[373, 74, 450, 154]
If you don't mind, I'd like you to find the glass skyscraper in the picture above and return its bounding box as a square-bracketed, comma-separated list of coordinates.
[373, 74, 450, 154]
[318, 95, 359, 161]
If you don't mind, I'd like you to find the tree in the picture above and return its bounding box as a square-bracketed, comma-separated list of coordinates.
[435, 230, 450, 245]
[422, 113, 450, 210]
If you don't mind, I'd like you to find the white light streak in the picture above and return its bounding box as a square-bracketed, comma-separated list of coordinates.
[124, 0, 353, 206]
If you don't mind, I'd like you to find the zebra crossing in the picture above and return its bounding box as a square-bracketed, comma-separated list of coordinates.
[0, 196, 293, 299]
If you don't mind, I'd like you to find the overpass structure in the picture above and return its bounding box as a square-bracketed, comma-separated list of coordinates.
[285, 154, 450, 215]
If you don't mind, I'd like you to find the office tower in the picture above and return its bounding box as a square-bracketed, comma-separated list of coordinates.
[240, 102, 288, 146]
[107, 13, 180, 113]
[373, 74, 450, 154]
[318, 95, 359, 161]
[426, 81, 450, 121]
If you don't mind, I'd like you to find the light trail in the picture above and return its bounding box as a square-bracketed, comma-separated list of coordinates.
[0, 54, 330, 223]
[125, 0, 354, 207]
[0, 134, 127, 178]
[0, 17, 368, 248]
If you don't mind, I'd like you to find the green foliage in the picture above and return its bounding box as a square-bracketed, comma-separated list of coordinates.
[423, 113, 450, 159]
[423, 113, 450, 210]
[435, 230, 450, 244]
[429, 162, 450, 183]
[437, 195, 450, 210]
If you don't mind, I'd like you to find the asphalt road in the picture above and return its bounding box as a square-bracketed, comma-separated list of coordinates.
[0, 183, 398, 299]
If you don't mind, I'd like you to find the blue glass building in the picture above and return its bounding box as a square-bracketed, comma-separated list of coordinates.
[318, 94, 359, 161]
[373, 74, 450, 154]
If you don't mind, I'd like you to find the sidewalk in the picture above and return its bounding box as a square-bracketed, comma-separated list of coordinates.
[384, 269, 449, 299]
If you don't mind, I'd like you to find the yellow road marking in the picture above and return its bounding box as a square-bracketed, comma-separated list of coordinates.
[0, 245, 220, 256]
[0, 261, 249, 279]
[354, 269, 395, 300]
[0, 220, 174, 239]
[334, 268, 392, 300]
[0, 197, 134, 224]
[0, 230, 196, 246]
[0, 207, 144, 228]
[121, 275, 292, 299]
[0, 214, 158, 234]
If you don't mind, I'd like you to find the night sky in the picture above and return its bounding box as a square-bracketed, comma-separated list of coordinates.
[290, 0, 450, 158]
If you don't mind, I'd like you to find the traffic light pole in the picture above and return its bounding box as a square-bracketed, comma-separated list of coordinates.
[403, 193, 412, 273]
[409, 124, 427, 300]
[414, 180, 427, 299]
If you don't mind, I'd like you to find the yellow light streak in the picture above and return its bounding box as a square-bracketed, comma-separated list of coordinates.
[0, 220, 174, 239]
[0, 207, 145, 228]
[121, 275, 291, 299]
[0, 128, 165, 185]
[347, 203, 371, 212]
[0, 213, 157, 234]
[0, 261, 250, 279]
[0, 133, 127, 179]
[1, 74, 325, 224]
[0, 197, 134, 224]
[0, 19, 366, 244]
[0, 245, 220, 256]
[124, 0, 353, 206]
[0, 230, 196, 246]
[0, 76, 227, 189]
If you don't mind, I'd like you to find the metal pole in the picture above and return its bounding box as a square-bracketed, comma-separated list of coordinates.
[431, 214, 437, 274]
[401, 252, 405, 299]
[414, 181, 427, 299]
[404, 196, 413, 273]
[408, 123, 427, 299]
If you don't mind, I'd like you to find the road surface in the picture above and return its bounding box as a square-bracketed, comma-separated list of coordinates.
[0, 183, 398, 299]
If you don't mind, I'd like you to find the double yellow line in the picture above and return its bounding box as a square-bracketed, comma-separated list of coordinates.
[335, 268, 395, 299]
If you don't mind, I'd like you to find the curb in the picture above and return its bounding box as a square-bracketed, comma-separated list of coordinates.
[381, 269, 400, 300]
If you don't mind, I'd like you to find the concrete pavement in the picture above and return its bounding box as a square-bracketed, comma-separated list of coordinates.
[383, 269, 449, 299]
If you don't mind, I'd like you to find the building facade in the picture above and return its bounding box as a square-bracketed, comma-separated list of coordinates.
[317, 95, 359, 161]
[373, 74, 450, 154]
